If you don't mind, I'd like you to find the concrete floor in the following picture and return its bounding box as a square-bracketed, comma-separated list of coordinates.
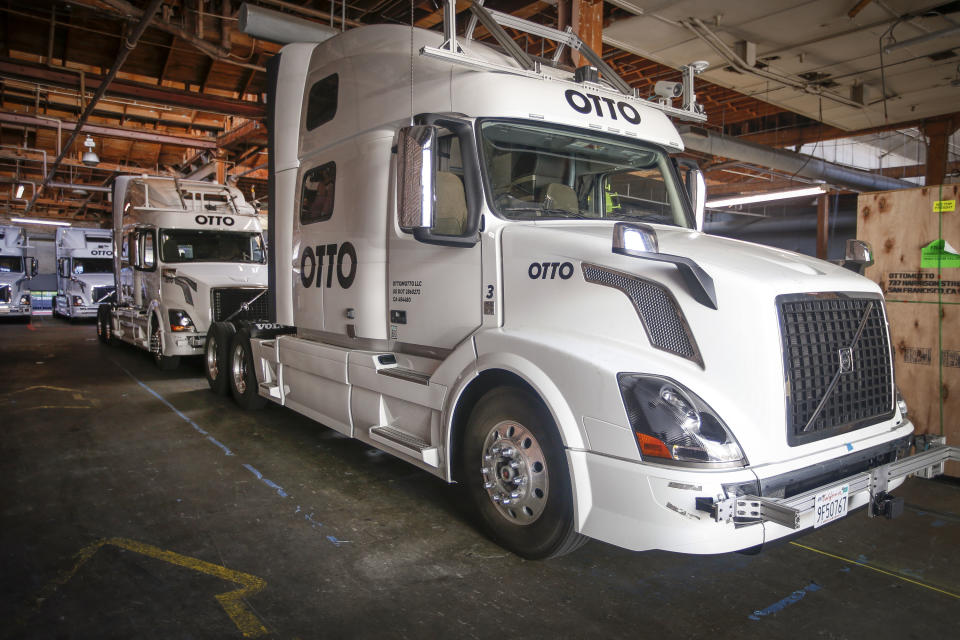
[2, 316, 958, 639]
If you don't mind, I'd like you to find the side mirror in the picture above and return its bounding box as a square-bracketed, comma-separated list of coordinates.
[841, 239, 874, 274]
[30, 257, 38, 278]
[396, 125, 438, 231]
[689, 169, 706, 232]
[675, 159, 706, 231]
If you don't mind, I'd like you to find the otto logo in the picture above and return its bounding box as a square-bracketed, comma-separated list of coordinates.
[90, 250, 113, 256]
[529, 261, 574, 280]
[194, 214, 235, 226]
[564, 89, 641, 125]
[300, 241, 357, 289]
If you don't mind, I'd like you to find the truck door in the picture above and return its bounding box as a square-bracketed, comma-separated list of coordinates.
[388, 125, 482, 352]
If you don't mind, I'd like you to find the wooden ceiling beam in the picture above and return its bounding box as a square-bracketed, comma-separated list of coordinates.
[0, 112, 217, 149]
[0, 57, 265, 119]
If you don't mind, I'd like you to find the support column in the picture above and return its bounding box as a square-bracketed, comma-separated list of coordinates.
[923, 115, 960, 187]
[571, 0, 603, 68]
[816, 192, 829, 260]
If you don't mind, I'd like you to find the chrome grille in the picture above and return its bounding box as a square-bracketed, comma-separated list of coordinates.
[778, 293, 894, 446]
[583, 263, 701, 366]
[212, 287, 268, 322]
[92, 286, 116, 304]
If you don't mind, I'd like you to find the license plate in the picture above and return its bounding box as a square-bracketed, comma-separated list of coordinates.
[813, 484, 849, 528]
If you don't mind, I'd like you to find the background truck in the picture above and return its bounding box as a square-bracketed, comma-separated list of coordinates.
[98, 175, 268, 371]
[208, 2, 958, 558]
[54, 227, 115, 320]
[0, 225, 37, 319]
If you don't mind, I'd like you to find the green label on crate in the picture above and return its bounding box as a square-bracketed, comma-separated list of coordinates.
[920, 239, 960, 268]
[933, 200, 955, 213]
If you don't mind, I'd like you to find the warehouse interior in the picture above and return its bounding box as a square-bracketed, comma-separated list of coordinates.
[1, 1, 959, 638]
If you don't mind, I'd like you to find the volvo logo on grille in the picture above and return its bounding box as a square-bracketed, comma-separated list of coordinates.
[838, 347, 855, 374]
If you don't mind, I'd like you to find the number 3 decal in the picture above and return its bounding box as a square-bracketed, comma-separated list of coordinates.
[486, 284, 495, 299]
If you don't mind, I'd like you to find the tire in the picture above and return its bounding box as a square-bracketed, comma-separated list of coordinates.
[205, 322, 236, 395]
[229, 329, 266, 410]
[96, 305, 112, 344]
[461, 387, 587, 559]
[150, 316, 180, 371]
[51, 297, 59, 318]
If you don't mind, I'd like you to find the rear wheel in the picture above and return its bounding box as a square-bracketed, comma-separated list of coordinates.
[205, 322, 236, 395]
[150, 316, 180, 371]
[229, 329, 266, 410]
[461, 387, 587, 559]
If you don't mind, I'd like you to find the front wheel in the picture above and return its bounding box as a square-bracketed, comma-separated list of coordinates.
[229, 329, 266, 410]
[150, 317, 180, 371]
[461, 387, 587, 559]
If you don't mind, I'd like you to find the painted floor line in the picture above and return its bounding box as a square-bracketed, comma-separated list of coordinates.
[114, 361, 346, 545]
[790, 542, 960, 600]
[242, 463, 289, 498]
[114, 362, 211, 438]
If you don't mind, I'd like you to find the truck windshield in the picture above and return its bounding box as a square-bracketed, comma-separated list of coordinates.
[0, 256, 23, 273]
[480, 120, 692, 227]
[159, 230, 266, 264]
[72, 258, 113, 274]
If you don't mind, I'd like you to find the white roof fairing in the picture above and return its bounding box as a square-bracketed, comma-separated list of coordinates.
[291, 24, 685, 155]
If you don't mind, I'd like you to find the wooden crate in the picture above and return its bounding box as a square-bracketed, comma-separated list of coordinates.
[858, 185, 959, 475]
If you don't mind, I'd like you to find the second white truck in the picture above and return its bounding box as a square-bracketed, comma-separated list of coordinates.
[54, 227, 115, 320]
[98, 176, 268, 370]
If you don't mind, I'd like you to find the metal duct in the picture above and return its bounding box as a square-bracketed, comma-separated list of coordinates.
[678, 126, 915, 193]
[239, 3, 338, 45]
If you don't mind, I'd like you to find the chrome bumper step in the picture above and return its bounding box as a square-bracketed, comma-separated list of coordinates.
[704, 440, 959, 529]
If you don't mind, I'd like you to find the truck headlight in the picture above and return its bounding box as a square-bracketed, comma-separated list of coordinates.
[19, 294, 30, 305]
[72, 295, 83, 306]
[168, 309, 195, 332]
[618, 374, 746, 466]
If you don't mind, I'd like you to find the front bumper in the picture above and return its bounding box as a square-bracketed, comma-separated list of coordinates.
[570, 421, 943, 554]
[0, 303, 31, 316]
[164, 331, 207, 356]
[66, 305, 99, 318]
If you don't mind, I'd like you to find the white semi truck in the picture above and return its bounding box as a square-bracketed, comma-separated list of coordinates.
[54, 227, 115, 320]
[0, 225, 37, 319]
[211, 3, 958, 558]
[97, 176, 268, 371]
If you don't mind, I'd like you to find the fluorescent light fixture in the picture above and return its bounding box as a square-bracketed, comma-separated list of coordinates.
[706, 185, 826, 208]
[11, 217, 72, 227]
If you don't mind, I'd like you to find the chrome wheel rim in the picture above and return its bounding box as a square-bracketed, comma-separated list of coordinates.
[480, 420, 549, 525]
[231, 343, 247, 395]
[206, 334, 219, 380]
